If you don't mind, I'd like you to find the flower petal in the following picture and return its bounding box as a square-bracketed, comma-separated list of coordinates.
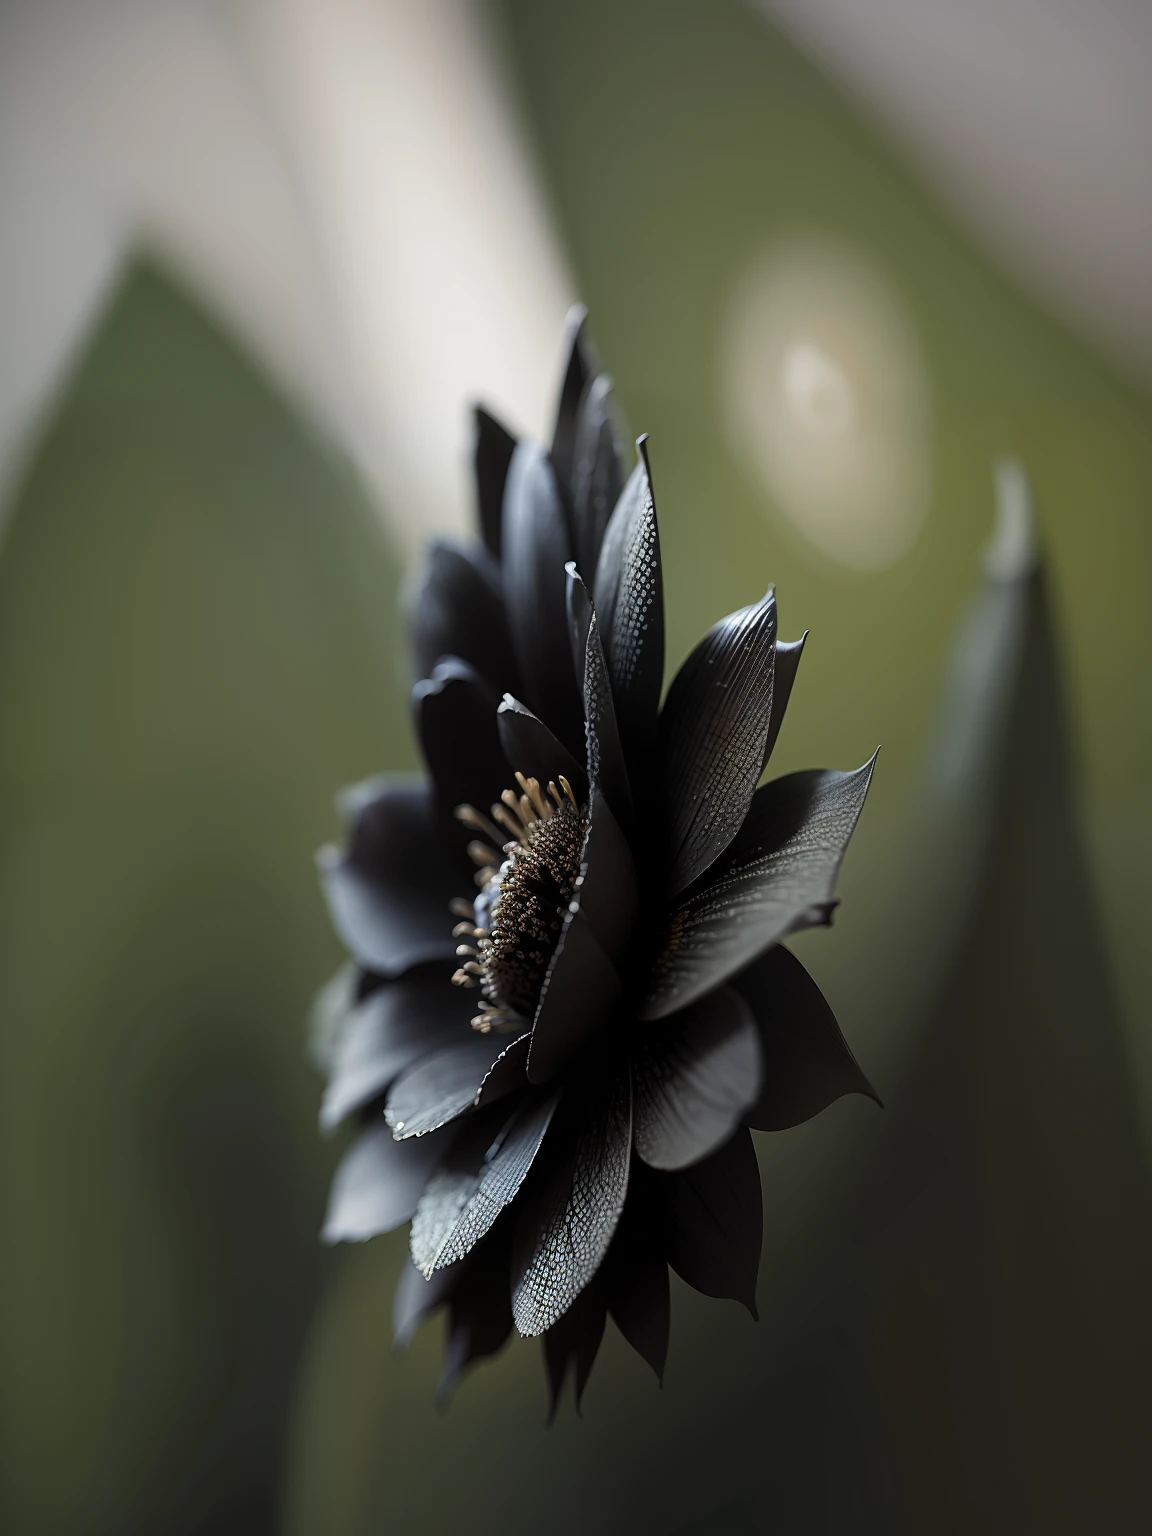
[501, 441, 584, 754]
[542, 1282, 607, 1420]
[633, 986, 763, 1170]
[734, 944, 880, 1130]
[410, 539, 518, 694]
[642, 756, 877, 1020]
[566, 562, 633, 827]
[526, 908, 621, 1086]
[392, 1257, 455, 1349]
[437, 1223, 516, 1404]
[659, 588, 778, 896]
[474, 1032, 531, 1105]
[496, 693, 588, 802]
[321, 1119, 448, 1244]
[410, 1091, 560, 1276]
[473, 405, 516, 561]
[308, 961, 359, 1074]
[762, 633, 807, 770]
[655, 1126, 762, 1315]
[385, 1035, 513, 1140]
[511, 1068, 632, 1336]
[601, 1188, 670, 1384]
[318, 778, 462, 978]
[592, 440, 665, 784]
[413, 658, 508, 873]
[570, 784, 639, 968]
[319, 969, 476, 1132]
[569, 373, 625, 581]
[549, 303, 594, 503]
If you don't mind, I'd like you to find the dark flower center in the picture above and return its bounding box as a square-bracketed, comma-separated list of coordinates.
[450, 773, 586, 1032]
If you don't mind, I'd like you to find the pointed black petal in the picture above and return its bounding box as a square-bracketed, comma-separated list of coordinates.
[411, 1091, 560, 1276]
[549, 303, 594, 502]
[762, 633, 807, 769]
[412, 658, 508, 875]
[501, 442, 584, 753]
[496, 693, 588, 802]
[438, 1220, 517, 1404]
[410, 539, 518, 695]
[542, 1282, 608, 1419]
[569, 373, 625, 581]
[393, 1258, 455, 1349]
[735, 944, 879, 1130]
[592, 440, 665, 786]
[633, 986, 763, 1170]
[511, 1068, 632, 1336]
[643, 756, 877, 1019]
[602, 1186, 670, 1383]
[320, 968, 477, 1132]
[385, 1035, 510, 1140]
[655, 1126, 762, 1315]
[527, 907, 621, 1085]
[474, 405, 517, 560]
[659, 588, 778, 896]
[567, 562, 633, 827]
[318, 778, 461, 978]
[321, 1119, 449, 1244]
[475, 1032, 531, 1105]
[569, 784, 639, 969]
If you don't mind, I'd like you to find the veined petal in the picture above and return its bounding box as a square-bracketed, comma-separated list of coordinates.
[567, 562, 633, 826]
[734, 945, 879, 1130]
[569, 373, 625, 581]
[410, 539, 518, 695]
[319, 969, 476, 1132]
[633, 987, 762, 1169]
[473, 405, 516, 561]
[592, 441, 664, 785]
[642, 756, 877, 1020]
[501, 441, 584, 754]
[413, 658, 508, 874]
[385, 1035, 513, 1140]
[318, 778, 461, 979]
[511, 1068, 632, 1336]
[655, 1126, 762, 1315]
[321, 1119, 448, 1244]
[659, 588, 778, 896]
[762, 633, 807, 770]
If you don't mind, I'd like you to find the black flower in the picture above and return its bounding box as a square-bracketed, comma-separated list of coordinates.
[314, 312, 878, 1412]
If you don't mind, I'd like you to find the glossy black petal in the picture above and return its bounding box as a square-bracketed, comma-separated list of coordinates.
[592, 441, 665, 784]
[385, 1035, 512, 1140]
[569, 373, 625, 581]
[412, 658, 508, 873]
[566, 562, 633, 826]
[569, 784, 639, 968]
[633, 986, 762, 1169]
[501, 441, 584, 753]
[601, 1186, 670, 1383]
[410, 539, 518, 694]
[643, 756, 877, 1019]
[473, 405, 516, 561]
[511, 1068, 632, 1336]
[543, 1282, 607, 1420]
[735, 944, 879, 1130]
[526, 909, 621, 1086]
[656, 1126, 762, 1315]
[475, 1032, 531, 1105]
[318, 778, 461, 979]
[319, 969, 476, 1132]
[496, 693, 588, 802]
[659, 588, 778, 897]
[438, 1223, 516, 1404]
[321, 1119, 448, 1244]
[410, 1091, 560, 1276]
[549, 303, 594, 503]
[762, 633, 807, 769]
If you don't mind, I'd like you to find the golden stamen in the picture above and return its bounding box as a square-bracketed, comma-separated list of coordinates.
[451, 969, 475, 988]
[449, 898, 474, 920]
[455, 944, 478, 958]
[558, 775, 579, 812]
[467, 839, 500, 867]
[516, 773, 552, 821]
[492, 805, 523, 841]
[454, 804, 504, 846]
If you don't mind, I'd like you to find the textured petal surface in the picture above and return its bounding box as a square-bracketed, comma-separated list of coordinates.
[496, 694, 587, 802]
[385, 1035, 510, 1140]
[762, 633, 807, 770]
[319, 969, 475, 1132]
[410, 1092, 560, 1276]
[567, 563, 632, 825]
[321, 1120, 447, 1244]
[527, 908, 621, 1086]
[413, 658, 508, 873]
[501, 441, 583, 753]
[512, 1068, 632, 1336]
[473, 405, 516, 561]
[643, 757, 877, 1019]
[633, 986, 762, 1169]
[659, 588, 778, 896]
[735, 944, 879, 1130]
[410, 539, 517, 694]
[318, 778, 462, 978]
[569, 373, 625, 581]
[656, 1126, 762, 1314]
[592, 442, 664, 783]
